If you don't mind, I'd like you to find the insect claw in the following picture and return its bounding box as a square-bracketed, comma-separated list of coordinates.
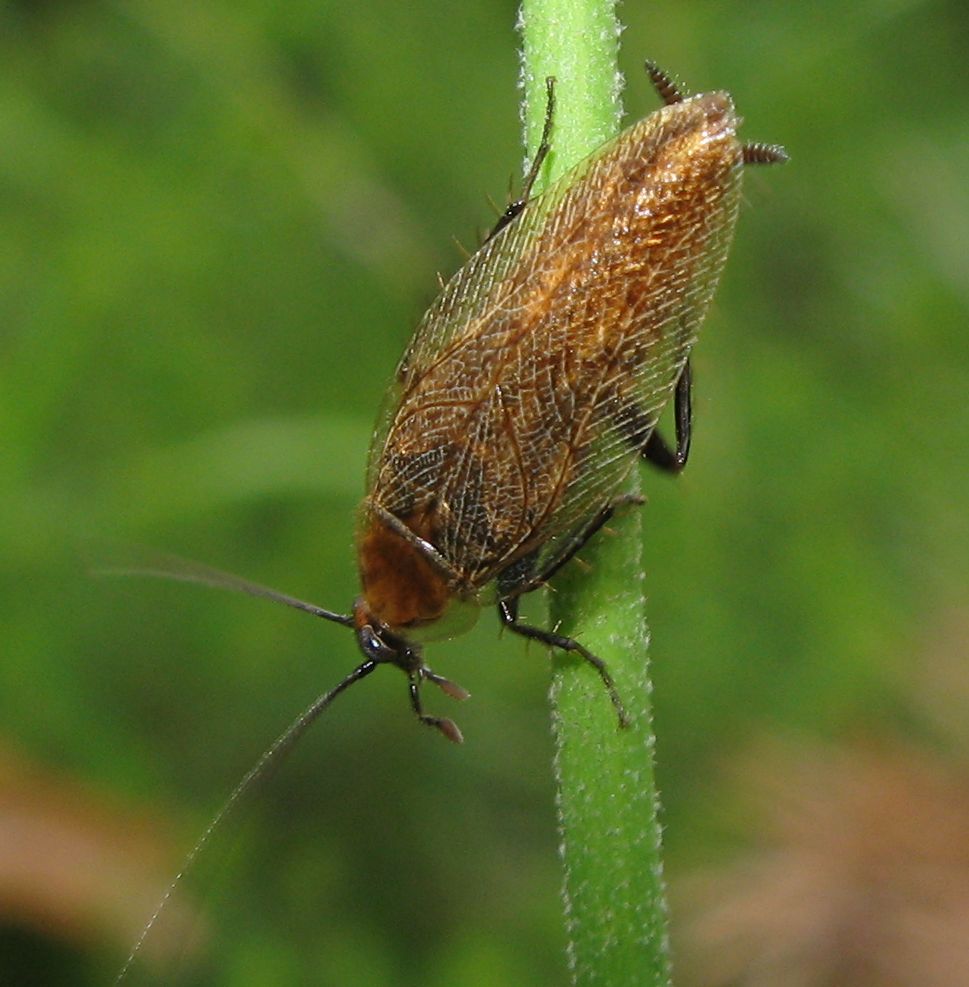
[583, 653, 630, 729]
[594, 671, 630, 728]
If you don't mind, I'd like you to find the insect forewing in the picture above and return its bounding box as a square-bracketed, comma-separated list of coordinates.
[367, 93, 744, 593]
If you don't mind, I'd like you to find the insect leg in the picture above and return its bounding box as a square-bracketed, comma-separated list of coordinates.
[408, 672, 464, 743]
[497, 597, 629, 727]
[642, 359, 692, 473]
[487, 76, 556, 241]
[494, 494, 642, 601]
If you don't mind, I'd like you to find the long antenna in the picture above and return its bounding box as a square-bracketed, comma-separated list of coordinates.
[94, 550, 354, 626]
[115, 657, 379, 984]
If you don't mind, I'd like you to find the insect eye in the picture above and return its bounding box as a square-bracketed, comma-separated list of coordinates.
[358, 624, 398, 663]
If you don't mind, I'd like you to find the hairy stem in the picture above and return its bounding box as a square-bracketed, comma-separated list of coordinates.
[518, 2, 673, 984]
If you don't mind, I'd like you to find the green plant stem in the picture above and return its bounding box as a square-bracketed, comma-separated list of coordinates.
[518, 2, 673, 984]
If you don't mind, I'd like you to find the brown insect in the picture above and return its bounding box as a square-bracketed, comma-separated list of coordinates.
[113, 63, 785, 978]
[122, 62, 786, 746]
[354, 61, 784, 738]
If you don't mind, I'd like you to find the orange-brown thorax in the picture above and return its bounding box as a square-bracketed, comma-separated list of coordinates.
[356, 511, 453, 632]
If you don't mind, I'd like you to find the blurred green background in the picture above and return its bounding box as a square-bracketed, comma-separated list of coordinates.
[2, 1, 967, 984]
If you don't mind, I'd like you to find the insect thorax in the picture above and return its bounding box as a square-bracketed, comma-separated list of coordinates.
[356, 508, 481, 641]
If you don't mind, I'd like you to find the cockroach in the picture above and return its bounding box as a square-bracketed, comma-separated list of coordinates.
[113, 61, 785, 980]
[120, 62, 786, 745]
[337, 61, 784, 740]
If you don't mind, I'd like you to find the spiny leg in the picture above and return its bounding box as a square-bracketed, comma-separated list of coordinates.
[520, 76, 556, 202]
[643, 359, 692, 473]
[533, 506, 619, 585]
[497, 596, 630, 728]
[408, 671, 465, 743]
[487, 76, 556, 241]
[496, 494, 644, 601]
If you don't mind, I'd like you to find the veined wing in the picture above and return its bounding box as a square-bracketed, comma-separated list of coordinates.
[367, 92, 744, 591]
[364, 107, 603, 491]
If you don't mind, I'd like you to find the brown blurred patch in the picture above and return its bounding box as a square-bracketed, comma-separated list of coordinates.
[675, 603, 969, 986]
[675, 737, 969, 987]
[0, 742, 196, 965]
